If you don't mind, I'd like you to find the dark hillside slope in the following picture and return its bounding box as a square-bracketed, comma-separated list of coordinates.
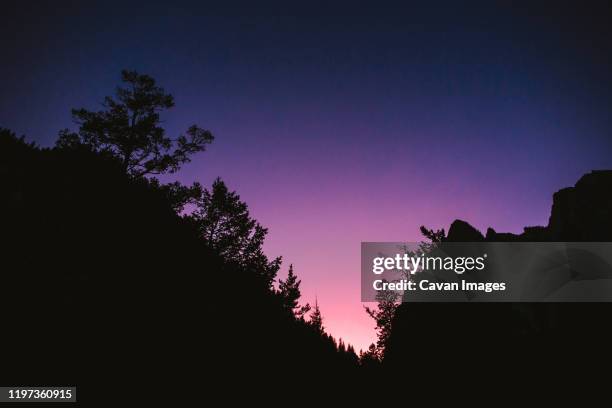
[0, 131, 355, 403]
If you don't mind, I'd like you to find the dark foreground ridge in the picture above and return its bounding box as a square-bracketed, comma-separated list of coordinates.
[0, 131, 358, 403]
[385, 170, 612, 376]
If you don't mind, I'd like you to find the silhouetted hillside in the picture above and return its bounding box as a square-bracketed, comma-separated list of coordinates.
[0, 130, 357, 403]
[384, 171, 612, 376]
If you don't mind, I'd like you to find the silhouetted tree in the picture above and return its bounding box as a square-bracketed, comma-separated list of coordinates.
[338, 339, 346, 353]
[364, 284, 399, 359]
[190, 177, 281, 286]
[419, 225, 445, 243]
[57, 70, 213, 177]
[310, 299, 324, 334]
[0, 128, 36, 149]
[278, 264, 311, 318]
[359, 343, 382, 368]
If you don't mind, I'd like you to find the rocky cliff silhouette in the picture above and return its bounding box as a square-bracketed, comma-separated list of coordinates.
[444, 170, 612, 242]
[384, 170, 612, 376]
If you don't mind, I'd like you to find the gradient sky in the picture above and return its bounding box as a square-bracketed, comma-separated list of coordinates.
[3, 1, 612, 351]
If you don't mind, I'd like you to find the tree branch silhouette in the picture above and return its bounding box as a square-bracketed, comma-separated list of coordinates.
[56, 70, 214, 177]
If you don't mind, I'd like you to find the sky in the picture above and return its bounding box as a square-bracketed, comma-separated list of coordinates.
[2, 1, 612, 351]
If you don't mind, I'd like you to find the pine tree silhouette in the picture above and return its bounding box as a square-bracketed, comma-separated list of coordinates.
[278, 264, 311, 318]
[310, 298, 324, 334]
[364, 283, 399, 359]
[190, 177, 281, 286]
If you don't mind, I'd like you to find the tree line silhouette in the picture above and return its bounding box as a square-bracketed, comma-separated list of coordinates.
[1, 71, 365, 403]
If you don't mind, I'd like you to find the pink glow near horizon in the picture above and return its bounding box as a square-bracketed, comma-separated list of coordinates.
[257, 188, 547, 352]
[169, 119, 572, 352]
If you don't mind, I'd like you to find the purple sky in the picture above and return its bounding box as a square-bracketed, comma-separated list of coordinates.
[3, 2, 612, 350]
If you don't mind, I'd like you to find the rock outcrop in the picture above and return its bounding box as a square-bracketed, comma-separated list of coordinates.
[445, 170, 612, 242]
